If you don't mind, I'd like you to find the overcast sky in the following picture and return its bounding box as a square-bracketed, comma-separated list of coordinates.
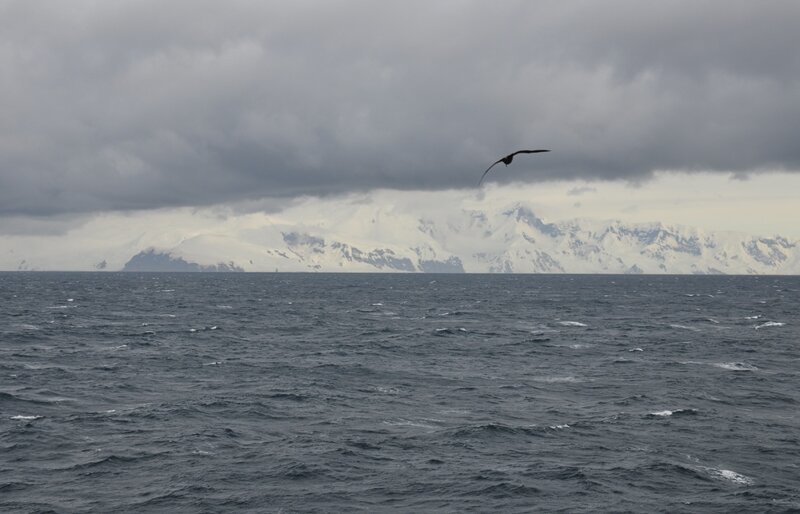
[2, 0, 799, 217]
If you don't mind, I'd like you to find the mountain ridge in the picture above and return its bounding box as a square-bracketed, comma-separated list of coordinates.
[4, 201, 798, 274]
[113, 203, 798, 274]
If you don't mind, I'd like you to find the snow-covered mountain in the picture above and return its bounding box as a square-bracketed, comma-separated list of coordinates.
[6, 198, 794, 274]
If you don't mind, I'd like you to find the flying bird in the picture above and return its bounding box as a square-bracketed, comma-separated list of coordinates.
[478, 149, 550, 186]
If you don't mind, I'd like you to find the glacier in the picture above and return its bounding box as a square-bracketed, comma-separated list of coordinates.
[3, 199, 798, 274]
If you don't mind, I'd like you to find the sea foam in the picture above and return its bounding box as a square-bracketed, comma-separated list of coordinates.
[714, 362, 758, 371]
[754, 321, 785, 330]
[711, 468, 754, 485]
[648, 408, 697, 417]
[558, 321, 588, 327]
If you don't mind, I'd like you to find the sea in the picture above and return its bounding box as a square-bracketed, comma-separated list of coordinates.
[1, 272, 798, 513]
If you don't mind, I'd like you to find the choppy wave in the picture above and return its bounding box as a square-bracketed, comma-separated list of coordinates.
[704, 467, 754, 485]
[383, 419, 439, 429]
[433, 327, 468, 335]
[647, 408, 698, 418]
[713, 362, 758, 371]
[13, 323, 41, 331]
[1, 272, 798, 513]
[532, 375, 581, 383]
[558, 321, 588, 327]
[755, 321, 785, 330]
[669, 323, 700, 331]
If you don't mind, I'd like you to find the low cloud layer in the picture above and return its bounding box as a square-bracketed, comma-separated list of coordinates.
[2, 1, 799, 215]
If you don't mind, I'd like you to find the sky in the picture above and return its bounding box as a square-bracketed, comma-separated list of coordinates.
[1, 1, 799, 239]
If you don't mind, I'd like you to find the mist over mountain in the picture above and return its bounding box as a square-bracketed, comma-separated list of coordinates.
[4, 199, 797, 274]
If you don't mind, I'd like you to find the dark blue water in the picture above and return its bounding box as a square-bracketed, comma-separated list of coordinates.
[1, 273, 798, 512]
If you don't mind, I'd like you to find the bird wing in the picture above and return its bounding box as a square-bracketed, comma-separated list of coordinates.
[478, 159, 504, 186]
[511, 149, 550, 156]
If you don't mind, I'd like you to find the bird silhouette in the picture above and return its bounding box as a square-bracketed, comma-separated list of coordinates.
[478, 149, 550, 186]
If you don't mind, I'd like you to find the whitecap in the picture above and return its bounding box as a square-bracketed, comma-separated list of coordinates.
[712, 468, 753, 485]
[744, 315, 761, 320]
[650, 410, 673, 417]
[558, 321, 587, 327]
[203, 361, 222, 366]
[648, 408, 697, 417]
[434, 327, 467, 334]
[67, 298, 74, 302]
[629, 347, 644, 352]
[549, 424, 570, 429]
[11, 415, 42, 420]
[191, 326, 218, 332]
[754, 321, 785, 330]
[372, 303, 383, 306]
[714, 362, 758, 371]
[216, 305, 233, 309]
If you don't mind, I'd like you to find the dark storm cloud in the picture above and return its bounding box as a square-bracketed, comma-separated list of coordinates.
[1, 0, 799, 215]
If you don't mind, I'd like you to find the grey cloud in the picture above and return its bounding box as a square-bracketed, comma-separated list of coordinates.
[1, 0, 799, 215]
[0, 213, 92, 236]
[567, 186, 597, 196]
